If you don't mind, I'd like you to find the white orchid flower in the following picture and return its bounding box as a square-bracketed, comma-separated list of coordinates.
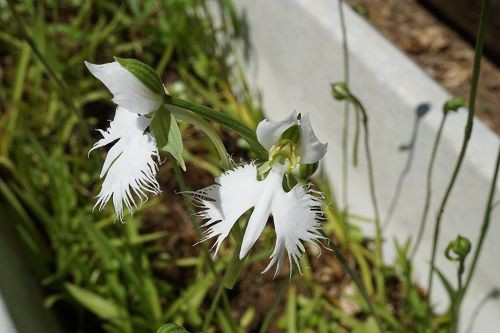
[86, 60, 164, 220]
[193, 163, 324, 275]
[193, 112, 327, 275]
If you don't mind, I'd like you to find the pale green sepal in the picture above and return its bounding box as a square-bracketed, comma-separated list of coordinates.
[114, 57, 164, 97]
[150, 109, 186, 170]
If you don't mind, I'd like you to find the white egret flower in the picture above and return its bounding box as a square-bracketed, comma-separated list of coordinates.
[86, 60, 163, 220]
[193, 112, 327, 275]
[193, 163, 324, 275]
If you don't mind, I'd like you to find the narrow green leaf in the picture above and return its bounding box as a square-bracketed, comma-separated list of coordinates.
[143, 276, 162, 323]
[156, 323, 190, 333]
[287, 285, 297, 333]
[150, 109, 186, 170]
[216, 309, 234, 333]
[114, 57, 164, 96]
[433, 266, 457, 302]
[65, 283, 123, 321]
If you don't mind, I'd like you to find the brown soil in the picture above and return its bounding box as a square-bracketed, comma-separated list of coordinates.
[347, 0, 500, 134]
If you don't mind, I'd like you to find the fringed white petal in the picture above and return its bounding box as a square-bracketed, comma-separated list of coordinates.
[89, 107, 150, 155]
[191, 164, 262, 256]
[256, 112, 297, 150]
[193, 162, 324, 274]
[95, 133, 160, 220]
[91, 107, 160, 220]
[297, 113, 328, 164]
[85, 61, 162, 115]
[256, 112, 327, 163]
[263, 182, 325, 276]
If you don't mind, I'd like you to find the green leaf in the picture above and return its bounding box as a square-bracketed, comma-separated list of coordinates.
[65, 283, 123, 321]
[156, 323, 190, 333]
[150, 109, 186, 170]
[114, 57, 164, 96]
[433, 266, 457, 302]
[143, 276, 162, 323]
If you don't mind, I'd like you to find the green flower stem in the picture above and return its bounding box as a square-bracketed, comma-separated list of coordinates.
[164, 94, 268, 160]
[172, 164, 237, 332]
[462, 144, 499, 293]
[321, 231, 384, 332]
[352, 107, 360, 167]
[168, 106, 231, 170]
[450, 259, 465, 333]
[452, 144, 499, 333]
[410, 114, 447, 258]
[349, 96, 386, 301]
[338, 0, 351, 210]
[426, 0, 491, 299]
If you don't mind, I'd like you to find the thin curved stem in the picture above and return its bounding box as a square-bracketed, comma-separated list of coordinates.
[352, 107, 360, 167]
[338, 0, 351, 210]
[350, 98, 385, 301]
[168, 105, 231, 170]
[410, 114, 447, 258]
[452, 144, 500, 333]
[427, 0, 491, 299]
[164, 94, 268, 160]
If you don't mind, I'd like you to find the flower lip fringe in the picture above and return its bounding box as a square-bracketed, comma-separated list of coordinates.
[189, 162, 326, 277]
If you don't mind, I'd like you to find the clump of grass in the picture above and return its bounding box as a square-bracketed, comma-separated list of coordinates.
[0, 1, 260, 332]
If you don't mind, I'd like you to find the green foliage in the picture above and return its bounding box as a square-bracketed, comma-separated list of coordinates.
[65, 283, 125, 322]
[150, 109, 186, 170]
[0, 0, 261, 332]
[156, 323, 190, 333]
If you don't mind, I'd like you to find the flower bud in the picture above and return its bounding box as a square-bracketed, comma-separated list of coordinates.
[445, 235, 471, 262]
[443, 97, 466, 115]
[331, 82, 350, 101]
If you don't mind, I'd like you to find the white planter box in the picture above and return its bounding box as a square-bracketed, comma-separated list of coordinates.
[233, 0, 500, 331]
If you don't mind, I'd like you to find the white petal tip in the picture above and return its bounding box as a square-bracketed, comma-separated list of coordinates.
[239, 247, 249, 260]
